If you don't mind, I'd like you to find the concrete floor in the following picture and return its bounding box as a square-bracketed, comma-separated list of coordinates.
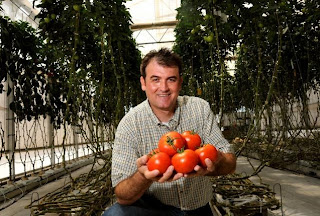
[1, 156, 320, 216]
[236, 156, 320, 216]
[0, 163, 98, 216]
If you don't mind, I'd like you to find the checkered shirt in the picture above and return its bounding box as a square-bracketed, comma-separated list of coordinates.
[111, 96, 233, 210]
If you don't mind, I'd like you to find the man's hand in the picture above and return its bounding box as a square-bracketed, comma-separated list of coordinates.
[115, 154, 186, 205]
[184, 151, 236, 177]
[136, 155, 184, 183]
[137, 150, 236, 180]
[183, 151, 221, 177]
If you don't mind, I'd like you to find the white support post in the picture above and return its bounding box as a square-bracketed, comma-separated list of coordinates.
[100, 126, 104, 152]
[73, 125, 79, 159]
[47, 115, 55, 168]
[88, 117, 93, 143]
[5, 75, 15, 181]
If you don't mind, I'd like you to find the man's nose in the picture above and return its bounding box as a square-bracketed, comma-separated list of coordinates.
[159, 80, 168, 91]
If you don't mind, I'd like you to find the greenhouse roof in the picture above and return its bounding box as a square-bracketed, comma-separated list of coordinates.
[2, 0, 180, 55]
[125, 0, 180, 55]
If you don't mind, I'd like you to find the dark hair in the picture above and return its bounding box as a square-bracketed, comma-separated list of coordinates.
[140, 48, 182, 78]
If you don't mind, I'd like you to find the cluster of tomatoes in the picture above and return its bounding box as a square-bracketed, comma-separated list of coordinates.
[147, 131, 218, 175]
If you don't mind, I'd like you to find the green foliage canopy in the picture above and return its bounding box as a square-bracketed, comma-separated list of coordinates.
[174, 0, 320, 117]
[1, 0, 145, 128]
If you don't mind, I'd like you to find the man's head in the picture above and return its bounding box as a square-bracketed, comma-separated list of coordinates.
[140, 48, 182, 79]
[140, 48, 183, 119]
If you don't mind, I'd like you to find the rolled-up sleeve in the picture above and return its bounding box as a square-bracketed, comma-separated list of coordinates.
[111, 118, 139, 187]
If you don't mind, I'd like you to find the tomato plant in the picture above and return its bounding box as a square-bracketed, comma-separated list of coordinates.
[195, 144, 218, 168]
[203, 33, 214, 43]
[147, 150, 171, 175]
[73, 5, 81, 12]
[158, 131, 186, 156]
[171, 149, 199, 174]
[181, 130, 202, 151]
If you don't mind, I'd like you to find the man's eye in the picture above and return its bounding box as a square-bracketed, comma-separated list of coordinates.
[169, 78, 177, 82]
[151, 78, 159, 82]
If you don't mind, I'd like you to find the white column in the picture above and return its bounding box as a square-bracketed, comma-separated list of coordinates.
[5, 75, 15, 181]
[47, 115, 55, 168]
[73, 125, 79, 159]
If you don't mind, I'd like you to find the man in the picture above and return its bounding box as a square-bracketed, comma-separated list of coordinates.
[103, 48, 236, 216]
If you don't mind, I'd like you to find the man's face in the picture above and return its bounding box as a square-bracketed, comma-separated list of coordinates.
[140, 59, 182, 114]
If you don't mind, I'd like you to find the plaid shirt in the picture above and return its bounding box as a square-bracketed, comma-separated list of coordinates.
[111, 96, 233, 210]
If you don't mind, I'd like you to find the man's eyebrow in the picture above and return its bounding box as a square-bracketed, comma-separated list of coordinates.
[150, 75, 160, 79]
[167, 76, 178, 80]
[167, 76, 178, 79]
[149, 75, 178, 79]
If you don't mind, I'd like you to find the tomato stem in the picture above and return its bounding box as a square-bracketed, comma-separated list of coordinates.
[177, 147, 185, 153]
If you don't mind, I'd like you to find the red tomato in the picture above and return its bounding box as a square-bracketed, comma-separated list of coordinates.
[147, 151, 171, 174]
[195, 144, 218, 168]
[158, 131, 186, 156]
[171, 149, 199, 174]
[181, 130, 202, 150]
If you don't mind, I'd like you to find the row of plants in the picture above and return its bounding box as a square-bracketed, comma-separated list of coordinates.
[175, 0, 319, 120]
[1, 0, 319, 170]
[0, 1, 144, 205]
[174, 0, 320, 170]
[1, 0, 145, 130]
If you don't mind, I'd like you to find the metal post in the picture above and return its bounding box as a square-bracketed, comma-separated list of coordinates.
[73, 125, 79, 159]
[47, 115, 55, 168]
[87, 117, 93, 143]
[5, 74, 15, 181]
[100, 126, 104, 151]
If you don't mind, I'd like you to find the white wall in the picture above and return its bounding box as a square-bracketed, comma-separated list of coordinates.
[1, 0, 40, 28]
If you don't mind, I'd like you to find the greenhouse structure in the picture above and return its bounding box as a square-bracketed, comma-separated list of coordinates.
[0, 0, 320, 215]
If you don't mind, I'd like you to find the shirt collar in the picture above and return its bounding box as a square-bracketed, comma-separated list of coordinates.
[144, 97, 182, 130]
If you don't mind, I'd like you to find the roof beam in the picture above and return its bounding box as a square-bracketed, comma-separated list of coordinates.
[130, 20, 178, 31]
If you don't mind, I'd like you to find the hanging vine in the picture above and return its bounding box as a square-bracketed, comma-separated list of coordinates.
[174, 0, 320, 178]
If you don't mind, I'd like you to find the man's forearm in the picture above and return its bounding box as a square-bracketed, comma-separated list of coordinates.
[208, 152, 236, 176]
[114, 171, 153, 205]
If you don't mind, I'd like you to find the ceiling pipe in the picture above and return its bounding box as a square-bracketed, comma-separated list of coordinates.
[130, 20, 178, 31]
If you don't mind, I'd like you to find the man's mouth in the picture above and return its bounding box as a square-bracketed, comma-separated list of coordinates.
[158, 93, 170, 97]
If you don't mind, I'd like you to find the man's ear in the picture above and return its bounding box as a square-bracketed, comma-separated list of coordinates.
[179, 77, 183, 91]
[140, 76, 146, 91]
